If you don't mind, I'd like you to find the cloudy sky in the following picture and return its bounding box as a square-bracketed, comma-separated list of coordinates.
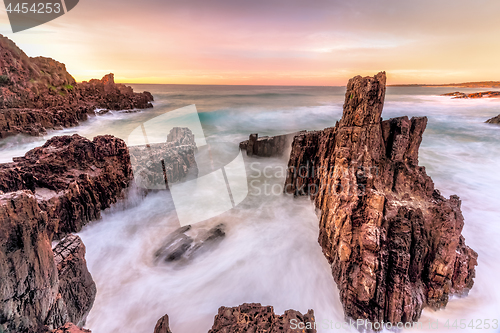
[1, 0, 499, 85]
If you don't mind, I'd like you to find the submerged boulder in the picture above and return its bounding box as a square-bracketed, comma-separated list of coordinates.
[154, 224, 226, 263]
[284, 72, 477, 325]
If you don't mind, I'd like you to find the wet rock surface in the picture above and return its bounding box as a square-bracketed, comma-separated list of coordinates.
[0, 191, 95, 333]
[129, 127, 198, 189]
[153, 304, 316, 333]
[47, 235, 96, 329]
[153, 314, 173, 333]
[284, 72, 477, 324]
[486, 114, 500, 124]
[239, 132, 300, 158]
[0, 34, 153, 138]
[208, 303, 316, 333]
[0, 134, 132, 239]
[155, 224, 226, 263]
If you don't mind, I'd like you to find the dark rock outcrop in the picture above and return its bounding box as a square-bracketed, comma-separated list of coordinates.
[239, 132, 300, 158]
[485, 114, 500, 124]
[153, 304, 316, 333]
[208, 303, 316, 333]
[129, 127, 198, 190]
[46, 235, 96, 329]
[0, 191, 95, 333]
[153, 315, 173, 333]
[0, 34, 153, 138]
[0, 134, 132, 239]
[0, 191, 58, 333]
[284, 72, 477, 325]
[442, 91, 500, 99]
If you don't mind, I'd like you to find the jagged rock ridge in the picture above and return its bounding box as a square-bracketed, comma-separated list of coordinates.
[284, 72, 477, 324]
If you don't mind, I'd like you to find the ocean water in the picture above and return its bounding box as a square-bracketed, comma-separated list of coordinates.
[1, 85, 500, 332]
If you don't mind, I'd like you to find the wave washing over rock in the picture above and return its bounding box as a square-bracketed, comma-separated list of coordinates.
[284, 72, 477, 325]
[0, 34, 153, 138]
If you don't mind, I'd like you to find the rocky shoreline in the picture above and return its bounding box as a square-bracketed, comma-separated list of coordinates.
[0, 34, 153, 138]
[441, 91, 500, 99]
[0, 31, 479, 332]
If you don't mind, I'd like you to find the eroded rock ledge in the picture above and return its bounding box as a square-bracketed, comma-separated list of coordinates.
[284, 72, 477, 324]
[0, 34, 154, 138]
[0, 134, 132, 239]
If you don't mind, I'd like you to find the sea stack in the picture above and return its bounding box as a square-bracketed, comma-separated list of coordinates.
[284, 72, 477, 324]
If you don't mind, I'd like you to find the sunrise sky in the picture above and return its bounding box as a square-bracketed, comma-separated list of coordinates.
[1, 0, 499, 85]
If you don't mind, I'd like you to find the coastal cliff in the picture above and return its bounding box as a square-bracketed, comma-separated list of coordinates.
[0, 34, 153, 138]
[284, 72, 477, 325]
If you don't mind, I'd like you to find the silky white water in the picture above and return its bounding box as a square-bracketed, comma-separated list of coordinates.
[1, 85, 500, 332]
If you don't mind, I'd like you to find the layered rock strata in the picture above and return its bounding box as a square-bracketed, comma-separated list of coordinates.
[284, 72, 477, 324]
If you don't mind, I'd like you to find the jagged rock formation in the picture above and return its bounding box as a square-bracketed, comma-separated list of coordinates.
[208, 303, 316, 333]
[0, 191, 95, 333]
[153, 315, 173, 333]
[153, 304, 316, 333]
[284, 72, 477, 324]
[129, 127, 198, 189]
[486, 114, 500, 124]
[239, 132, 300, 158]
[0, 34, 153, 138]
[0, 134, 132, 239]
[46, 235, 96, 329]
[442, 91, 500, 99]
[0, 191, 58, 332]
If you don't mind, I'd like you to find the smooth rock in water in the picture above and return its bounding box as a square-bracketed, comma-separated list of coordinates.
[284, 72, 477, 324]
[155, 224, 226, 263]
[0, 134, 132, 239]
[208, 303, 316, 333]
[486, 114, 500, 124]
[239, 132, 300, 158]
